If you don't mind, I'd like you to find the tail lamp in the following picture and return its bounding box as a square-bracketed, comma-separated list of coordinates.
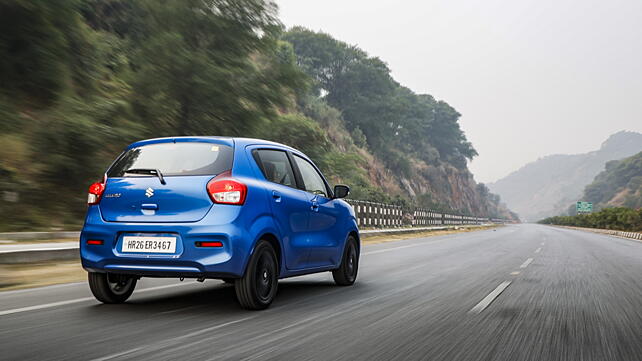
[206, 171, 247, 205]
[87, 182, 105, 205]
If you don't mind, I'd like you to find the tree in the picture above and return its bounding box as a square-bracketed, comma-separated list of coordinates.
[129, 0, 305, 137]
[283, 27, 477, 171]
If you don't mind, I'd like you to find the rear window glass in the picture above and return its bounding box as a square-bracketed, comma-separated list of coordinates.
[108, 142, 233, 177]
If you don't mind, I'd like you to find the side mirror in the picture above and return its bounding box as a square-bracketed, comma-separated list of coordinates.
[333, 185, 350, 199]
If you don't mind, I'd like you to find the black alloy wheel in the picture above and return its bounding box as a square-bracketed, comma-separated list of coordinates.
[332, 236, 359, 286]
[235, 241, 279, 310]
[88, 272, 137, 303]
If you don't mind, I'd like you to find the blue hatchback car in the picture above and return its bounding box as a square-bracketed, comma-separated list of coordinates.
[80, 137, 359, 309]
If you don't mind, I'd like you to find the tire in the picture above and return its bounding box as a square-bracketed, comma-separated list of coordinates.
[333, 236, 359, 286]
[88, 272, 137, 304]
[235, 241, 279, 310]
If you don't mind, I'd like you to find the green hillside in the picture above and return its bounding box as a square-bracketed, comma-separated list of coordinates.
[0, 0, 514, 231]
[539, 151, 642, 231]
[488, 131, 642, 221]
[581, 151, 642, 210]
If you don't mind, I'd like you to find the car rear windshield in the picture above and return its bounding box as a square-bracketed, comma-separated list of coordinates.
[107, 142, 234, 177]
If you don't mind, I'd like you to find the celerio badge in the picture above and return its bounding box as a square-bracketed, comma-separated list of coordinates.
[145, 188, 154, 198]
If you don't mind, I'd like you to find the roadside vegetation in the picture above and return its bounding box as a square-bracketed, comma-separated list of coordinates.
[541, 150, 642, 232]
[539, 207, 642, 232]
[0, 0, 513, 231]
[574, 151, 642, 212]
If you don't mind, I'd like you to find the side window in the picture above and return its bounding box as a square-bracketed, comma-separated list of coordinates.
[254, 149, 296, 188]
[293, 155, 328, 197]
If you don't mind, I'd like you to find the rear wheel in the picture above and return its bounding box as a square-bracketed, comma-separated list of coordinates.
[88, 272, 137, 304]
[235, 241, 278, 310]
[333, 236, 359, 286]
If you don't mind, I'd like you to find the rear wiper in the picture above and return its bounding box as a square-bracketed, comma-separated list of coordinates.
[125, 168, 166, 185]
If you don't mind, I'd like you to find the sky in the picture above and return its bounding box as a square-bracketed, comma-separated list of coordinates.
[276, 0, 642, 183]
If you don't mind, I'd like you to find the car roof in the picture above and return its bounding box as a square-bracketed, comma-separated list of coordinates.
[127, 136, 298, 153]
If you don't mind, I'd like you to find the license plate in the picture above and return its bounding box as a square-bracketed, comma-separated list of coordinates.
[121, 236, 177, 253]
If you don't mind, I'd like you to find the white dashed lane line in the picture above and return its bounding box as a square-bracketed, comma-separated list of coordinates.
[469, 281, 512, 314]
[472, 244, 542, 314]
[0, 283, 194, 317]
[520, 258, 534, 269]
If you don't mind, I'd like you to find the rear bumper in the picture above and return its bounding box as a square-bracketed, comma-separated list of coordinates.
[80, 205, 252, 278]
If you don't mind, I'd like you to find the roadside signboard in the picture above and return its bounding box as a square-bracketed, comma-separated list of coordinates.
[576, 201, 593, 214]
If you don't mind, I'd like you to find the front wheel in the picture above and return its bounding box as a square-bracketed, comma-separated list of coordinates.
[235, 241, 279, 310]
[88, 272, 137, 303]
[332, 236, 359, 286]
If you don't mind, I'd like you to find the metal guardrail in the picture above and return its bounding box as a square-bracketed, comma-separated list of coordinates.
[556, 226, 642, 241]
[345, 199, 506, 228]
[346, 200, 403, 227]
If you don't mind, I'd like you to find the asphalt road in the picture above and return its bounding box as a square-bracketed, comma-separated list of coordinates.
[2, 224, 642, 361]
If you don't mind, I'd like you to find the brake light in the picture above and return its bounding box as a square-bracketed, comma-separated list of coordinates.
[87, 182, 105, 205]
[206, 172, 247, 205]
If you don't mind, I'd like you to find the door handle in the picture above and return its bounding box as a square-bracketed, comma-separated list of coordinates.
[310, 194, 320, 211]
[272, 190, 282, 203]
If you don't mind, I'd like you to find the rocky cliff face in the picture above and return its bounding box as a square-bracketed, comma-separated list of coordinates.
[361, 152, 515, 218]
[488, 131, 642, 221]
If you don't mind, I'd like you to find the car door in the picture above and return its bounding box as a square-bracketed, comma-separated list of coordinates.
[252, 148, 311, 270]
[291, 154, 343, 268]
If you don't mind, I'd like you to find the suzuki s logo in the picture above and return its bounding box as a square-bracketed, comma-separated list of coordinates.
[145, 188, 154, 198]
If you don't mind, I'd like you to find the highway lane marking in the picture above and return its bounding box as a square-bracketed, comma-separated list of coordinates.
[0, 283, 193, 317]
[362, 244, 422, 255]
[362, 229, 491, 256]
[0, 246, 79, 254]
[469, 281, 511, 314]
[510, 271, 520, 275]
[158, 304, 204, 315]
[541, 242, 545, 246]
[520, 258, 534, 268]
[114, 292, 367, 360]
[535, 247, 541, 253]
[90, 317, 254, 361]
[0, 281, 86, 295]
[0, 240, 437, 317]
[90, 347, 145, 361]
[2, 230, 487, 318]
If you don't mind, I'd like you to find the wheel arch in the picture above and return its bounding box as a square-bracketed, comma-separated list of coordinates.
[348, 230, 361, 252]
[245, 232, 283, 278]
[336, 230, 360, 268]
[258, 232, 283, 275]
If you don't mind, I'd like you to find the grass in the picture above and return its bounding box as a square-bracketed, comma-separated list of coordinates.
[0, 261, 86, 291]
[361, 225, 499, 245]
[0, 238, 77, 245]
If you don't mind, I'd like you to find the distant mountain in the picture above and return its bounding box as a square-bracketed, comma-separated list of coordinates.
[487, 131, 642, 221]
[580, 151, 642, 210]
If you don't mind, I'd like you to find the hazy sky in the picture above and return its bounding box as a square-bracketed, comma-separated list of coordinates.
[276, 0, 642, 183]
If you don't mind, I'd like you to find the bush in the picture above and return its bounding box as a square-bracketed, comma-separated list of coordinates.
[539, 207, 642, 232]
